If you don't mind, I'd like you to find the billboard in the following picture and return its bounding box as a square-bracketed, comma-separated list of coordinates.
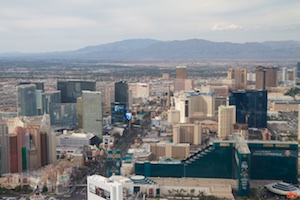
[107, 149, 122, 176]
[114, 104, 126, 113]
[89, 183, 111, 200]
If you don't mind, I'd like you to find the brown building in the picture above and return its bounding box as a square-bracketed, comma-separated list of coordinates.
[9, 134, 18, 173]
[288, 69, 295, 81]
[10, 126, 27, 173]
[26, 125, 41, 169]
[176, 66, 187, 79]
[40, 132, 48, 166]
[228, 68, 247, 90]
[255, 66, 277, 90]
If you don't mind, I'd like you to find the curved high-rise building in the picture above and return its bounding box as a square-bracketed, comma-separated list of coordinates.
[17, 84, 37, 117]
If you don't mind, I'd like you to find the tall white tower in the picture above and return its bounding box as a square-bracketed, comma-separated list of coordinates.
[282, 67, 287, 82]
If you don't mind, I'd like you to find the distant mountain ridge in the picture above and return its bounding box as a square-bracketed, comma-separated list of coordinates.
[1, 39, 300, 61]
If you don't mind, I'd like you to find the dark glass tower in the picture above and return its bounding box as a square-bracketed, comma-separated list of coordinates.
[57, 81, 96, 103]
[297, 62, 300, 85]
[115, 81, 128, 104]
[42, 91, 61, 114]
[229, 90, 267, 128]
[17, 84, 37, 117]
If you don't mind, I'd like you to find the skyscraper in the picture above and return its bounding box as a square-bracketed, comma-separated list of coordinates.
[82, 91, 103, 139]
[0, 120, 10, 174]
[228, 68, 247, 90]
[229, 90, 267, 128]
[114, 81, 128, 104]
[298, 105, 300, 141]
[296, 62, 300, 85]
[10, 126, 27, 173]
[176, 66, 187, 79]
[218, 105, 236, 138]
[282, 67, 287, 82]
[42, 91, 61, 114]
[17, 84, 37, 117]
[255, 66, 277, 89]
[18, 82, 44, 115]
[26, 125, 41, 169]
[49, 103, 78, 127]
[57, 80, 96, 103]
[174, 66, 193, 92]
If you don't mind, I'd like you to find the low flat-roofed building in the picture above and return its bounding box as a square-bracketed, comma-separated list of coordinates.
[108, 175, 235, 199]
[87, 175, 123, 200]
[271, 101, 300, 112]
[56, 131, 95, 147]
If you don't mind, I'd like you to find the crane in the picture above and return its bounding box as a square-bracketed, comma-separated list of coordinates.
[240, 102, 250, 125]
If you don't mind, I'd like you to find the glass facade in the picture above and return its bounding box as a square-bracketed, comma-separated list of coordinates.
[249, 142, 298, 184]
[229, 90, 267, 128]
[135, 141, 298, 197]
[17, 84, 37, 117]
[50, 103, 78, 127]
[57, 81, 96, 103]
[115, 81, 128, 104]
[42, 91, 61, 114]
[111, 102, 127, 124]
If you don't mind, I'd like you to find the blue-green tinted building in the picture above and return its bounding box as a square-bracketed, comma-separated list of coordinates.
[57, 81, 96, 103]
[49, 103, 77, 127]
[17, 84, 37, 117]
[135, 137, 298, 197]
[111, 102, 127, 124]
[42, 91, 61, 114]
[107, 149, 122, 176]
[115, 81, 128, 104]
[229, 90, 267, 128]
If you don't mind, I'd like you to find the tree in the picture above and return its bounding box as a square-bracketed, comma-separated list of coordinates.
[42, 185, 48, 193]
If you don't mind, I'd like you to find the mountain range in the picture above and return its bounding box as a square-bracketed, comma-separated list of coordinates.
[1, 39, 300, 61]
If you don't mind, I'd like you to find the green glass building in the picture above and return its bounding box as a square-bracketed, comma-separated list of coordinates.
[135, 135, 298, 197]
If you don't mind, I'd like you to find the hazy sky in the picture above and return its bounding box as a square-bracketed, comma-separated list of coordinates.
[1, 0, 299, 53]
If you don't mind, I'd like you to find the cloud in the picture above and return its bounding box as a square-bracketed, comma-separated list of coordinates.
[212, 24, 246, 31]
[16, 17, 96, 29]
[0, 0, 300, 52]
[0, 25, 9, 33]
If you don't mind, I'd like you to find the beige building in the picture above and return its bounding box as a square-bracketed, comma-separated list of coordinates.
[104, 87, 115, 113]
[173, 91, 215, 123]
[150, 143, 190, 160]
[162, 73, 170, 79]
[228, 68, 248, 90]
[167, 109, 180, 124]
[173, 122, 202, 145]
[218, 105, 236, 139]
[271, 101, 300, 112]
[128, 83, 150, 98]
[174, 79, 193, 93]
